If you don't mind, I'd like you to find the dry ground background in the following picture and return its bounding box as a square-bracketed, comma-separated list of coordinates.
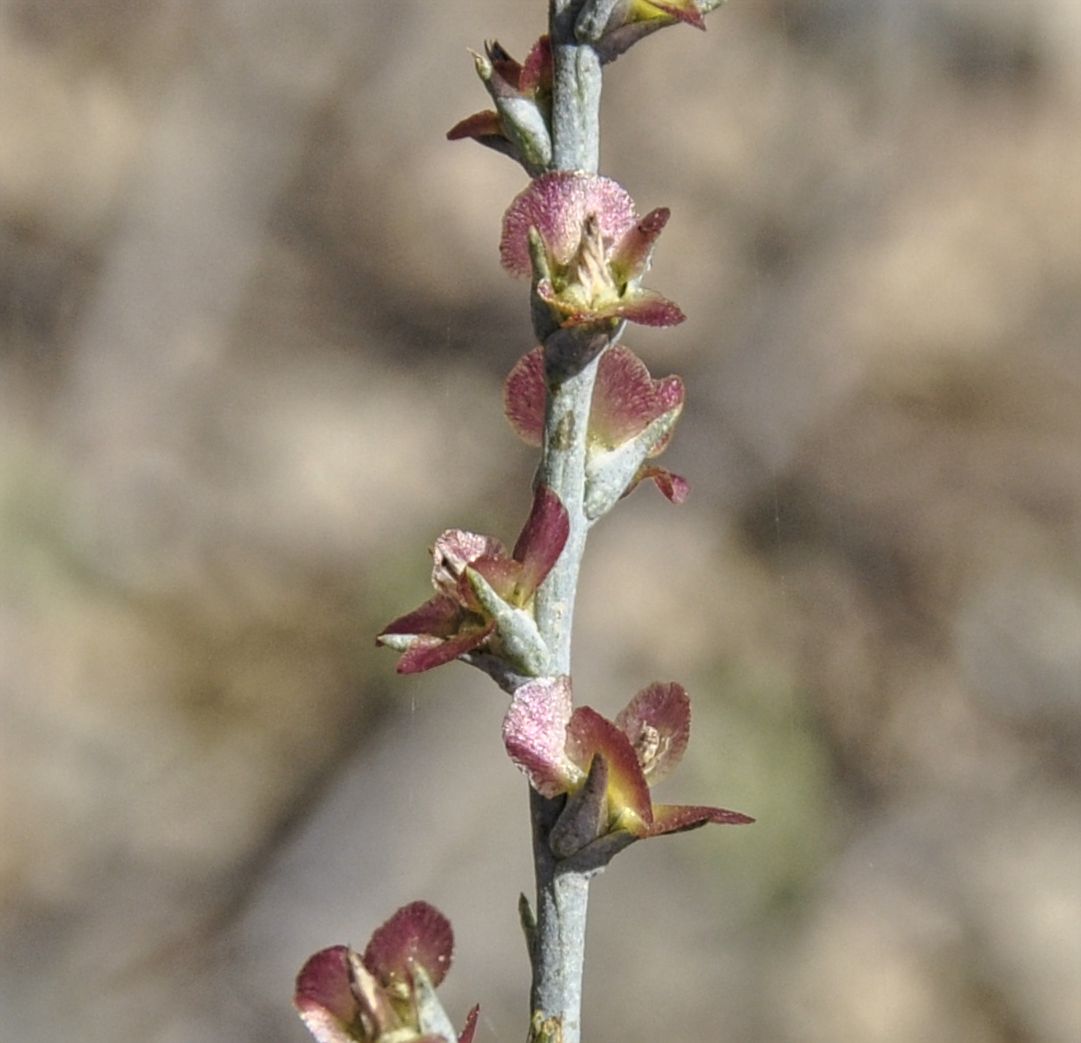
[1, 1, 1080, 1041]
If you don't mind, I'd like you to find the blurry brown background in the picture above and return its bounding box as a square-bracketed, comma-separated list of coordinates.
[1, 1, 1079, 1041]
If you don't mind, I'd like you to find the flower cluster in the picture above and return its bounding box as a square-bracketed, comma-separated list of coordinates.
[501, 172, 684, 333]
[377, 486, 568, 676]
[505, 343, 688, 517]
[503, 677, 752, 857]
[295, 902, 478, 1043]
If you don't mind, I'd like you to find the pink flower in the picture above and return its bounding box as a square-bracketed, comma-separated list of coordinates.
[377, 486, 569, 674]
[294, 902, 479, 1043]
[504, 344, 689, 511]
[503, 678, 753, 850]
[500, 173, 685, 330]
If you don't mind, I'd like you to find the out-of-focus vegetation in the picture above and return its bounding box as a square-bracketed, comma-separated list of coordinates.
[1, 2, 1078, 1041]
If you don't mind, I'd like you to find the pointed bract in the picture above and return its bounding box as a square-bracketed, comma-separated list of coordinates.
[381, 595, 470, 645]
[648, 803, 756, 835]
[610, 207, 670, 280]
[412, 965, 460, 1043]
[446, 109, 503, 142]
[379, 595, 494, 676]
[636, 464, 690, 504]
[550, 753, 611, 857]
[458, 1006, 480, 1043]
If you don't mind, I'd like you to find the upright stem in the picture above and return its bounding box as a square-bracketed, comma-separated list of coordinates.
[528, 4, 605, 1041]
[529, 349, 598, 1043]
[549, 1, 601, 174]
[534, 359, 597, 674]
[528, 789, 591, 1042]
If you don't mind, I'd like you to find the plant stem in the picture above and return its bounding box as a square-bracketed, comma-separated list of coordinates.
[528, 789, 591, 1043]
[530, 343, 599, 1041]
[549, 1, 601, 174]
[528, 4, 605, 1041]
[533, 356, 597, 675]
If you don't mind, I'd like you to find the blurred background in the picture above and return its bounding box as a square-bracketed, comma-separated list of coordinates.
[2, 1, 1079, 1040]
